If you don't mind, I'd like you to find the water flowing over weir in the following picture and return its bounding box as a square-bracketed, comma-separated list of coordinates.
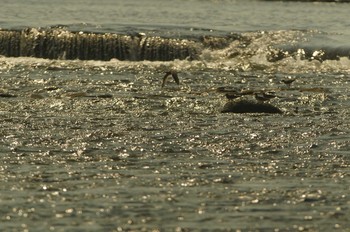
[1, 27, 350, 68]
[0, 28, 236, 61]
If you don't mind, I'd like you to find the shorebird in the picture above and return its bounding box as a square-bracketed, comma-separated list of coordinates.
[240, 89, 255, 96]
[255, 91, 276, 103]
[262, 91, 277, 100]
[225, 92, 241, 100]
[216, 86, 238, 93]
[162, 70, 180, 87]
[281, 78, 295, 87]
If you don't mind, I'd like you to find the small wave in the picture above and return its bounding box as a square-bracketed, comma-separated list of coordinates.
[273, 44, 350, 62]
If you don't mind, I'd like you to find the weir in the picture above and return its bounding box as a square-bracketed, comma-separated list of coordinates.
[2, 28, 346, 63]
[0, 28, 204, 61]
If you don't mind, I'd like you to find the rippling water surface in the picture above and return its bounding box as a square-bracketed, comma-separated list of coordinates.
[0, 0, 349, 231]
[0, 58, 349, 231]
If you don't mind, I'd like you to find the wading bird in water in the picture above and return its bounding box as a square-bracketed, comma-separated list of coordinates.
[162, 70, 180, 87]
[281, 78, 295, 87]
[225, 92, 242, 100]
[254, 91, 276, 103]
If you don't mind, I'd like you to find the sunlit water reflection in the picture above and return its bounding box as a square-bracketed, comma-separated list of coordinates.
[0, 61, 349, 231]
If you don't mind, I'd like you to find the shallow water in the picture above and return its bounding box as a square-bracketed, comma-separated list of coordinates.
[0, 0, 350, 231]
[0, 59, 349, 231]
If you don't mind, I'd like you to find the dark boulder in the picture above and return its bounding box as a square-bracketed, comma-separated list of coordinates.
[221, 100, 282, 114]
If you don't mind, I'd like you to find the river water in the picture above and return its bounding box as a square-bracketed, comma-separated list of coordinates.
[0, 0, 349, 231]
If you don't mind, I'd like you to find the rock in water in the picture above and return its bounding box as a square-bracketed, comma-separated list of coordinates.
[221, 100, 282, 114]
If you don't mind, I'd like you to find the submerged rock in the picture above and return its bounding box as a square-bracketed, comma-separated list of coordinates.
[221, 100, 283, 114]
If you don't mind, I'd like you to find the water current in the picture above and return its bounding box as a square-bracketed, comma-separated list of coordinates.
[0, 0, 349, 231]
